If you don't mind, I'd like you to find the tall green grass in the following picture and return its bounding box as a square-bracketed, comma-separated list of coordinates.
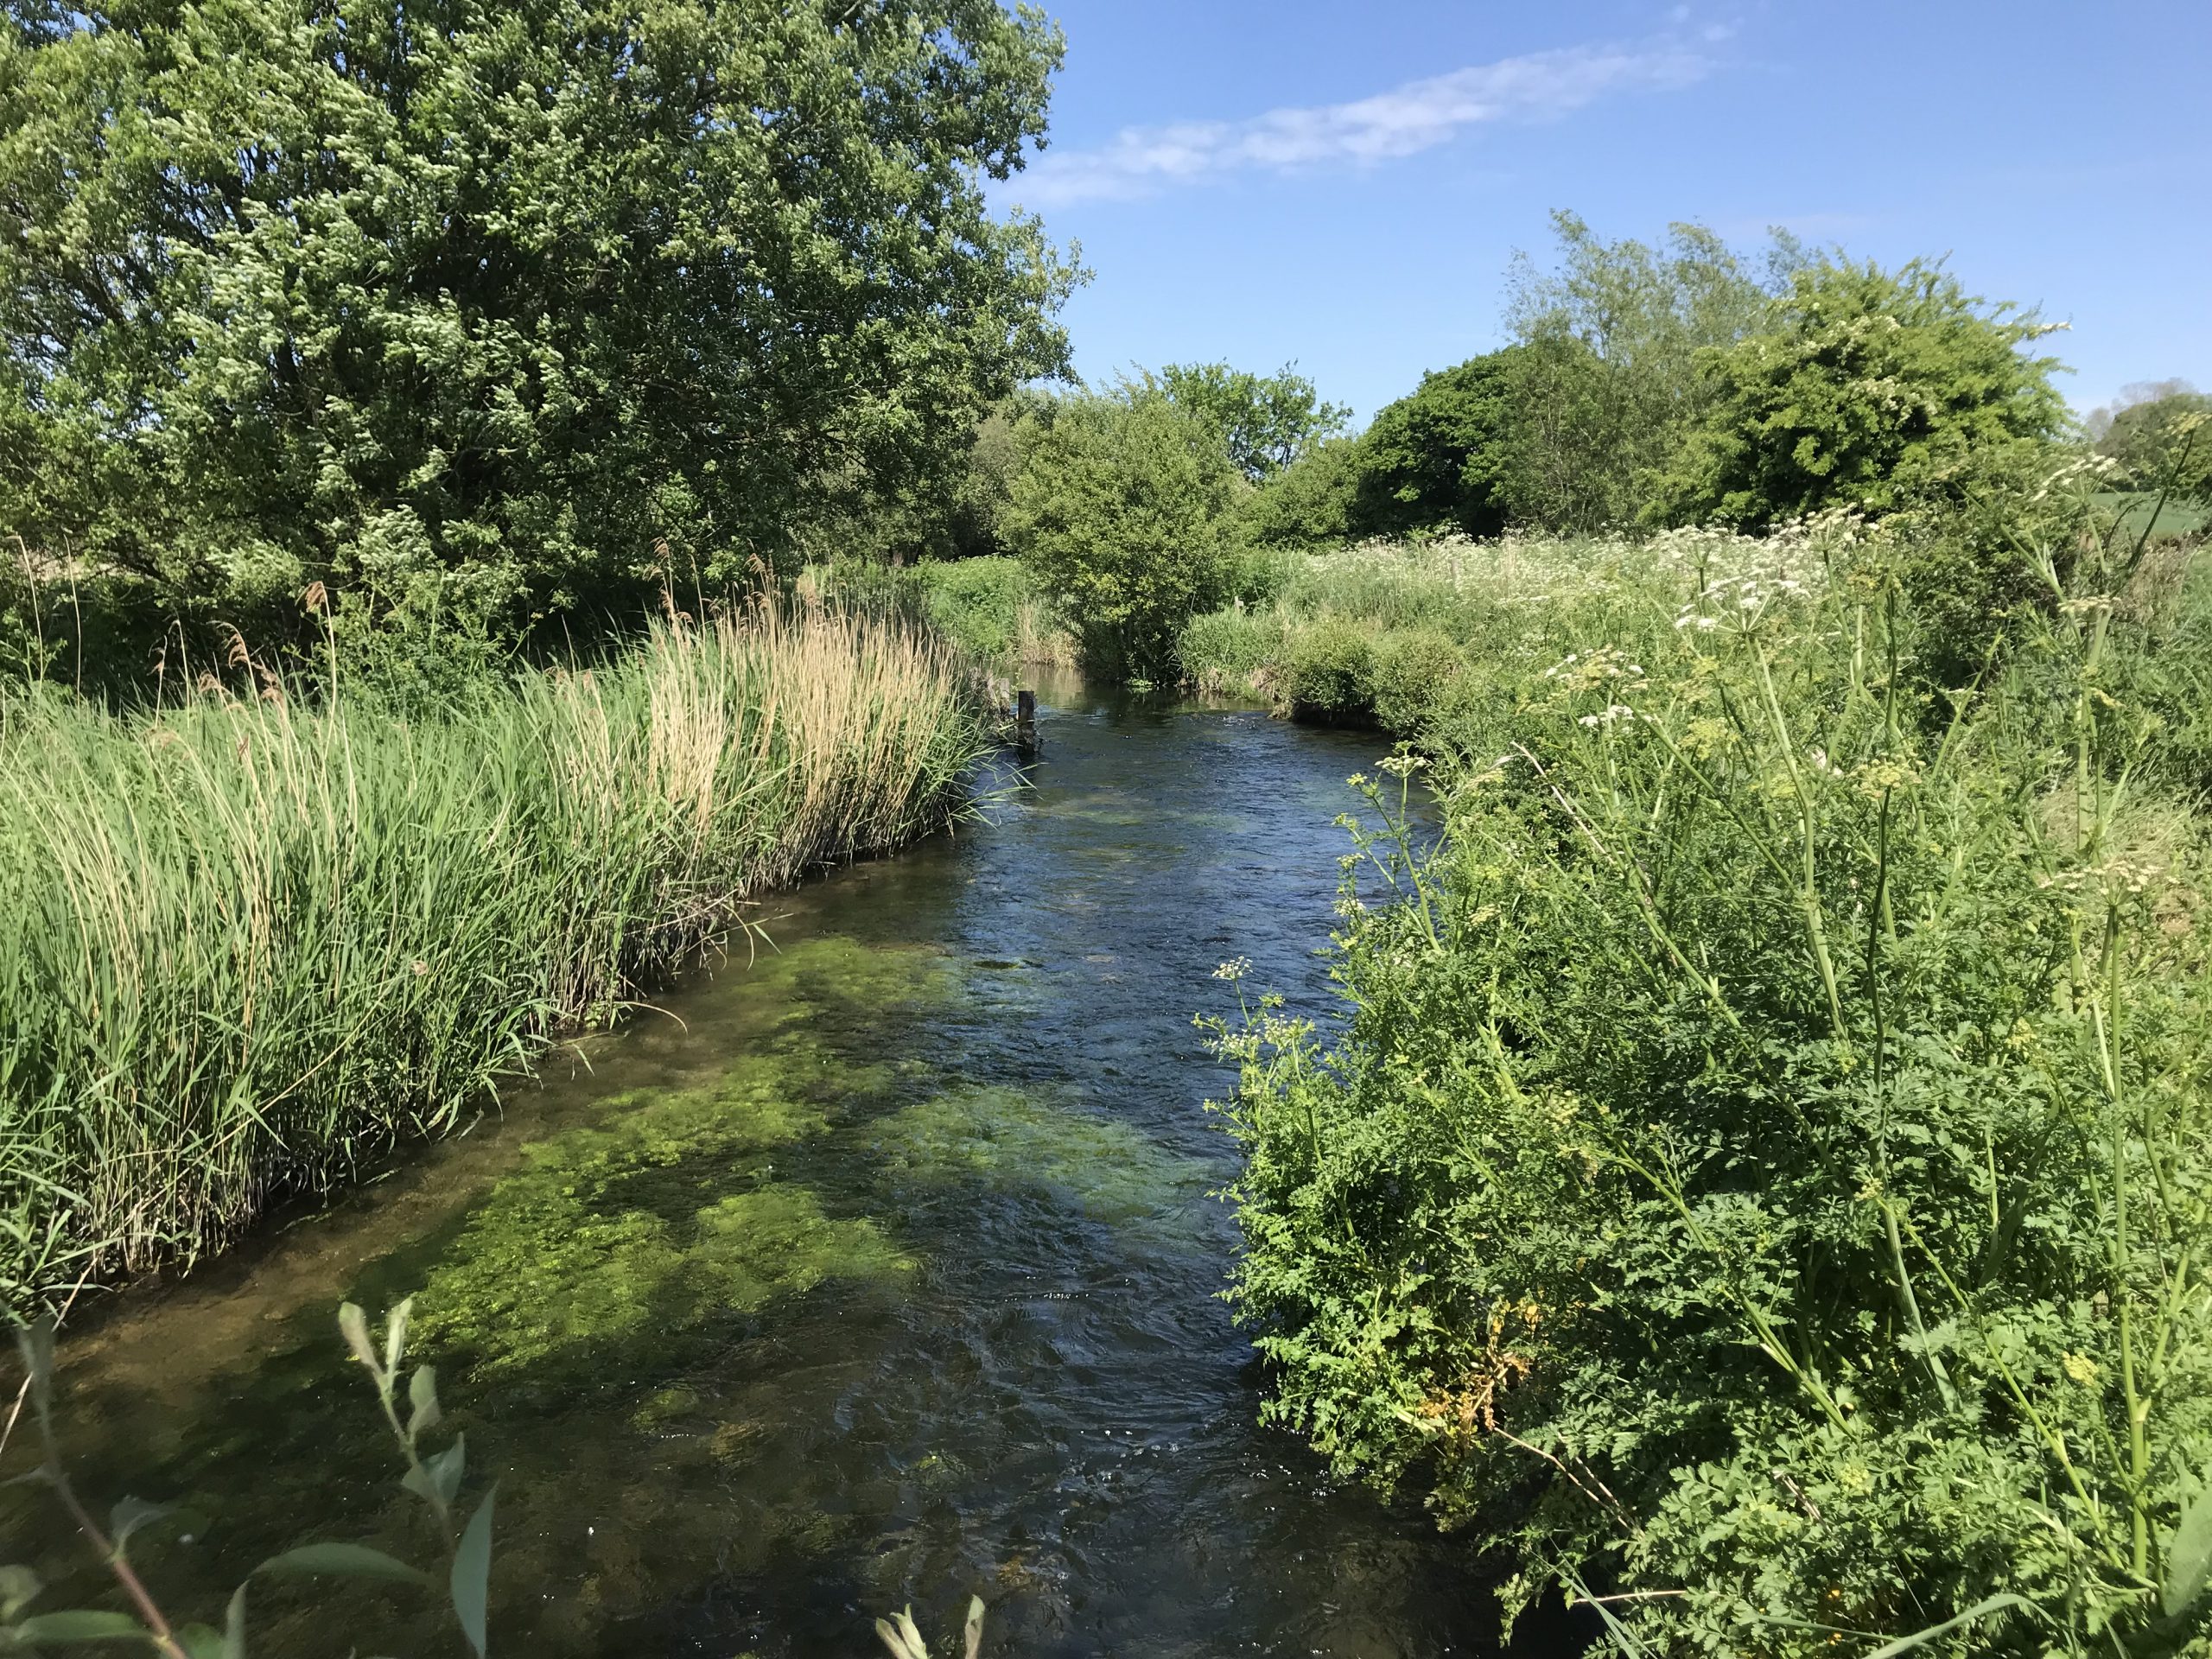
[0, 604, 989, 1313]
[1176, 530, 1814, 724]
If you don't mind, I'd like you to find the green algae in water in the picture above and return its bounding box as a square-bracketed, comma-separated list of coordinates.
[868, 1085, 1212, 1242]
[723, 930, 958, 1020]
[413, 936, 952, 1375]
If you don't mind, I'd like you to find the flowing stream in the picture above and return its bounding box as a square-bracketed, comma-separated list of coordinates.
[8, 677, 1577, 1657]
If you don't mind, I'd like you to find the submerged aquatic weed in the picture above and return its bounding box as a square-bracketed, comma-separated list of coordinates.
[414, 939, 959, 1376]
[869, 1085, 1212, 1244]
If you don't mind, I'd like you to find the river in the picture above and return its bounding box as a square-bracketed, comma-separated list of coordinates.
[6, 676, 1578, 1657]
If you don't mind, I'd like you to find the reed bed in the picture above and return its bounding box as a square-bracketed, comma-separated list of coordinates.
[0, 604, 990, 1312]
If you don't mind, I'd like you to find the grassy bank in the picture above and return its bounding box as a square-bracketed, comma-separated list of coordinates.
[0, 604, 990, 1314]
[1176, 535, 1667, 725]
[1210, 508, 2212, 1651]
[812, 556, 1077, 673]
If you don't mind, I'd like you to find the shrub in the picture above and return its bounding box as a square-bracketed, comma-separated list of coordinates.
[1368, 629, 1465, 732]
[907, 556, 1030, 661]
[1278, 619, 1375, 720]
[1176, 606, 1277, 696]
[1211, 520, 2212, 1654]
[1001, 390, 1243, 681]
[1656, 256, 2067, 530]
[1243, 436, 1363, 550]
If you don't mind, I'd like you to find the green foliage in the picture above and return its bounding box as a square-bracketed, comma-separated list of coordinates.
[1658, 257, 2068, 528]
[1499, 213, 1780, 532]
[1211, 512, 2212, 1654]
[1175, 537, 1615, 715]
[1157, 361, 1349, 483]
[0, 606, 986, 1311]
[1243, 435, 1363, 550]
[2094, 385, 2212, 502]
[1278, 618, 1375, 721]
[1349, 353, 1519, 539]
[902, 555, 1070, 666]
[0, 0, 1077, 644]
[1368, 628, 1465, 732]
[2, 1302, 488, 1656]
[1175, 605, 1277, 696]
[1001, 388, 1243, 680]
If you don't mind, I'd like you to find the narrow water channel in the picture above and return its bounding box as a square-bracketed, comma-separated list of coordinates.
[10, 677, 1560, 1657]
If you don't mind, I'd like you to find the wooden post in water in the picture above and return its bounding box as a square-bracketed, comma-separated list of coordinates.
[1014, 688, 1038, 750]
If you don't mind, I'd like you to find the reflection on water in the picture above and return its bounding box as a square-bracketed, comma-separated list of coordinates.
[6, 674, 1582, 1656]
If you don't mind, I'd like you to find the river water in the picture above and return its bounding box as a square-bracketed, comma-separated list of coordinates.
[9, 677, 1575, 1657]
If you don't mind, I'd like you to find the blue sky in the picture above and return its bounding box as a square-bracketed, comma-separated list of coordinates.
[991, 1, 2212, 428]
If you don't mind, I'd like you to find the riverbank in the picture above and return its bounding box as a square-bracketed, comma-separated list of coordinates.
[0, 603, 991, 1314]
[1211, 510, 2212, 1651]
[9, 677, 1541, 1657]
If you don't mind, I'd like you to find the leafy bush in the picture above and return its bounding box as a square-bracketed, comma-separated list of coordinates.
[1211, 517, 2212, 1653]
[1368, 629, 1465, 732]
[1278, 619, 1375, 720]
[1243, 437, 1363, 550]
[1657, 257, 2067, 529]
[1001, 390, 1243, 681]
[905, 556, 1029, 662]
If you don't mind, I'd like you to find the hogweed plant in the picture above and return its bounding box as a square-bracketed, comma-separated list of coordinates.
[1210, 499, 2212, 1654]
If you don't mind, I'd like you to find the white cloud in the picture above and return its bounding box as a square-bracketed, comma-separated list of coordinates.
[1015, 41, 1715, 208]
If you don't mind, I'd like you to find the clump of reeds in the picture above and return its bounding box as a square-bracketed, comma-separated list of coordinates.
[0, 602, 988, 1312]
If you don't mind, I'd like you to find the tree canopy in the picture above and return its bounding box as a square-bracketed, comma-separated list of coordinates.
[1656, 257, 2068, 527]
[1348, 351, 1518, 538]
[0, 0, 1077, 638]
[1497, 212, 1779, 531]
[1155, 361, 1348, 483]
[2092, 381, 2211, 499]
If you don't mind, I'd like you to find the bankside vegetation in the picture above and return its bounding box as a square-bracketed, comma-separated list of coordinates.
[0, 0, 1065, 1313]
[1179, 222, 2212, 1653]
[0, 605, 986, 1312]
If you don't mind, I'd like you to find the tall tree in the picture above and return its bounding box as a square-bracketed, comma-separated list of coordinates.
[1348, 350, 1520, 538]
[1499, 212, 1778, 531]
[1156, 361, 1348, 483]
[0, 0, 1078, 635]
[2092, 382, 2211, 500]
